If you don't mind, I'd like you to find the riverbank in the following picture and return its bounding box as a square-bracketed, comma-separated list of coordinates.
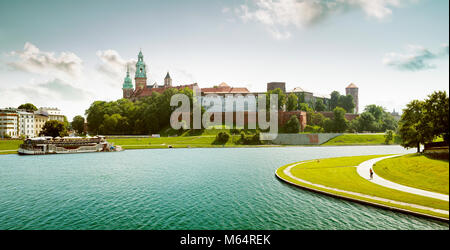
[0, 133, 401, 154]
[276, 155, 449, 221]
[321, 134, 398, 146]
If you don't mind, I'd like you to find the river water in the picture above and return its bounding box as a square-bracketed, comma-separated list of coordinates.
[0, 146, 447, 230]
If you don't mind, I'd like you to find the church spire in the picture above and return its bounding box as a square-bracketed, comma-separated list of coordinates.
[164, 71, 172, 87]
[122, 65, 133, 89]
[135, 50, 147, 78]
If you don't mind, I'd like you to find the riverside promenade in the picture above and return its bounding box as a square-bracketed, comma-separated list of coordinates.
[356, 155, 449, 202]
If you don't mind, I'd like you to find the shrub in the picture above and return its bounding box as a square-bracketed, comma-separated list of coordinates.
[304, 125, 324, 133]
[214, 132, 230, 145]
[238, 131, 261, 145]
[384, 130, 394, 144]
[284, 115, 300, 133]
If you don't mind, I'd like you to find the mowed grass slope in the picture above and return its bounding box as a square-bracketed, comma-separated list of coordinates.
[0, 140, 22, 154]
[107, 134, 258, 149]
[374, 154, 449, 195]
[276, 155, 449, 218]
[322, 134, 387, 146]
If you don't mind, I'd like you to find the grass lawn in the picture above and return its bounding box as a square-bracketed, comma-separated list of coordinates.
[276, 155, 449, 219]
[374, 154, 449, 195]
[107, 134, 258, 149]
[322, 134, 388, 146]
[0, 140, 22, 154]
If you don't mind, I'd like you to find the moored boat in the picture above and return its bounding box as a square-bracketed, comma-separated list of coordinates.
[18, 136, 122, 155]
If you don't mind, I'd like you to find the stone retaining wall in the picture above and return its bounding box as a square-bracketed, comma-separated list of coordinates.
[264, 133, 342, 145]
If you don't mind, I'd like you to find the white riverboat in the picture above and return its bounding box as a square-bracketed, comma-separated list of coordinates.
[18, 136, 123, 155]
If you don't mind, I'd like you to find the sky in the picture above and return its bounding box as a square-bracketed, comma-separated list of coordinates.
[0, 0, 448, 120]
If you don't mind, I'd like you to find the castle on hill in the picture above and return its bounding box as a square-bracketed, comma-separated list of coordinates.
[122, 50, 198, 101]
[122, 50, 359, 114]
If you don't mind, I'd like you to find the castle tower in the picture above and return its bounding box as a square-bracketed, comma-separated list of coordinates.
[122, 65, 134, 99]
[135, 50, 147, 90]
[346, 83, 359, 114]
[164, 72, 172, 87]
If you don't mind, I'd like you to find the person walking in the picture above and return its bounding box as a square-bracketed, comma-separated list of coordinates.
[369, 168, 374, 180]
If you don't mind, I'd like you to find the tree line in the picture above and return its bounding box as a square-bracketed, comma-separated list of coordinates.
[268, 89, 356, 113]
[84, 88, 193, 135]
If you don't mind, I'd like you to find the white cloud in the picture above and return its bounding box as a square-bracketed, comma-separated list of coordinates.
[8, 42, 83, 79]
[235, 0, 415, 39]
[383, 44, 449, 71]
[1, 44, 198, 120]
[96, 50, 137, 84]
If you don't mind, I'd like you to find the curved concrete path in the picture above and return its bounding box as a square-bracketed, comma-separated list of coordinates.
[282, 162, 449, 216]
[357, 155, 449, 202]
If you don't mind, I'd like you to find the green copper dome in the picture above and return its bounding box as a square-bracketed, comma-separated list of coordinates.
[123, 66, 133, 89]
[135, 50, 147, 78]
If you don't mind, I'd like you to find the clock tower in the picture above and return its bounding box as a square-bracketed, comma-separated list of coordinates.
[135, 50, 147, 90]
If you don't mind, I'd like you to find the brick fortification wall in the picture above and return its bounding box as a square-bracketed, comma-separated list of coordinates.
[175, 111, 307, 130]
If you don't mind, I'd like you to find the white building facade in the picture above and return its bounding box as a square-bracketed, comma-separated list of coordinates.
[38, 107, 65, 122]
[0, 109, 19, 138]
[18, 111, 35, 138]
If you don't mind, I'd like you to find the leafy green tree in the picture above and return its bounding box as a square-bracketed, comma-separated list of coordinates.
[299, 103, 313, 112]
[307, 112, 326, 127]
[364, 105, 384, 121]
[356, 105, 398, 132]
[286, 93, 298, 111]
[39, 120, 68, 137]
[338, 95, 355, 113]
[18, 103, 38, 112]
[323, 118, 334, 133]
[71, 115, 85, 135]
[332, 107, 349, 132]
[296, 92, 305, 104]
[284, 115, 300, 133]
[266, 88, 286, 110]
[315, 99, 327, 112]
[398, 100, 432, 152]
[385, 130, 394, 145]
[422, 91, 449, 142]
[355, 112, 378, 132]
[381, 113, 398, 132]
[330, 91, 340, 111]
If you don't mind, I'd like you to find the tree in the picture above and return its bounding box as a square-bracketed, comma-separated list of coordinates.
[385, 130, 394, 145]
[338, 95, 355, 113]
[40, 120, 68, 137]
[63, 116, 71, 130]
[315, 99, 327, 112]
[364, 105, 384, 121]
[355, 112, 378, 132]
[72, 115, 85, 135]
[307, 112, 326, 127]
[398, 100, 432, 153]
[330, 91, 340, 111]
[18, 103, 37, 112]
[354, 105, 399, 133]
[332, 107, 349, 132]
[266, 88, 286, 110]
[286, 93, 298, 111]
[284, 115, 300, 133]
[422, 91, 449, 142]
[299, 103, 313, 112]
